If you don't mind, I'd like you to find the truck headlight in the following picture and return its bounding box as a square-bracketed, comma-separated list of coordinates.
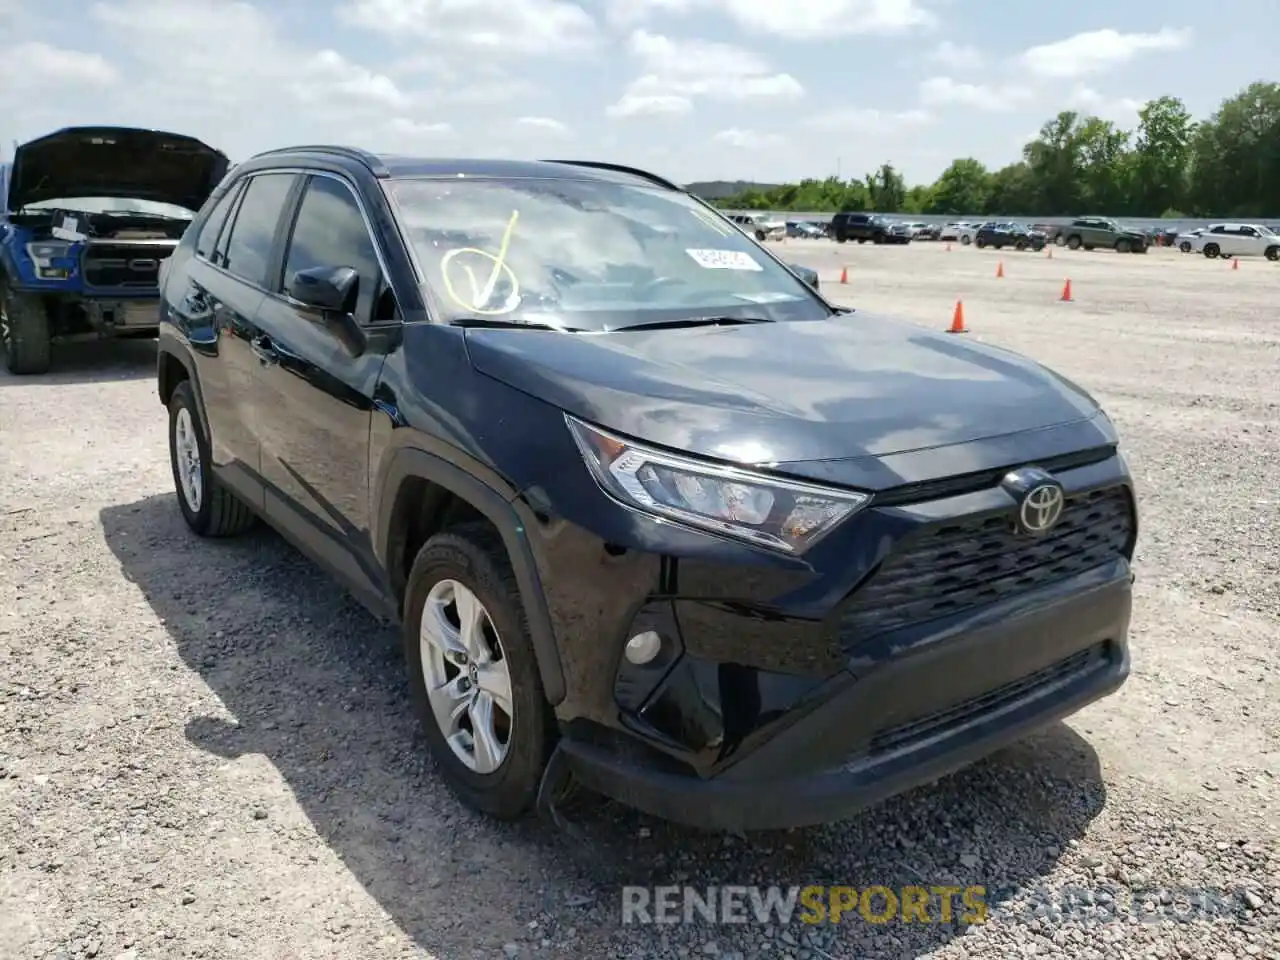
[566, 416, 869, 553]
[26, 241, 75, 279]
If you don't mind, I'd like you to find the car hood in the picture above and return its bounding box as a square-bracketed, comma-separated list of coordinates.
[466, 313, 1103, 469]
[6, 126, 229, 213]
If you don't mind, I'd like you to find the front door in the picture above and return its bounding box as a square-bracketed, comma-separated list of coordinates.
[250, 172, 400, 612]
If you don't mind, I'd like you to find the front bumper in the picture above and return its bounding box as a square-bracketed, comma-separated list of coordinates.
[560, 563, 1131, 831]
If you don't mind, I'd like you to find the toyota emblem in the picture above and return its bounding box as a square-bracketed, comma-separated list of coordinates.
[1000, 467, 1066, 536]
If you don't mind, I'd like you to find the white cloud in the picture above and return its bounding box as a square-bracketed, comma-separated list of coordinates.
[606, 93, 693, 118]
[516, 116, 571, 135]
[926, 40, 983, 70]
[337, 0, 600, 55]
[1066, 85, 1145, 123]
[606, 29, 803, 117]
[711, 128, 783, 149]
[1019, 27, 1191, 79]
[605, 0, 935, 38]
[719, 0, 936, 38]
[0, 42, 119, 88]
[804, 107, 933, 134]
[918, 76, 1031, 112]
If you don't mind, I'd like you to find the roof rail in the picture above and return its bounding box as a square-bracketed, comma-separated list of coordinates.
[541, 159, 683, 192]
[247, 144, 390, 177]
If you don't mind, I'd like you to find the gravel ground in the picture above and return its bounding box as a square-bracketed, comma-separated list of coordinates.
[2, 240, 1277, 960]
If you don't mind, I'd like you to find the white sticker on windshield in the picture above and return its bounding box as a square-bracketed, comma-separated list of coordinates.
[685, 248, 763, 271]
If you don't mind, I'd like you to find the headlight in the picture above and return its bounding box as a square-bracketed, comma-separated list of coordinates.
[566, 416, 869, 553]
[25, 241, 75, 279]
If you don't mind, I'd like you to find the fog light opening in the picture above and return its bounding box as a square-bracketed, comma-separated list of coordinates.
[624, 630, 663, 665]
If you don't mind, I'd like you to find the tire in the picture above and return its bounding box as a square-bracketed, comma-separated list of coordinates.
[1, 286, 52, 375]
[836, 236, 847, 244]
[960, 235, 971, 245]
[857, 238, 866, 244]
[872, 234, 884, 245]
[1203, 243, 1220, 258]
[755, 230, 766, 242]
[975, 237, 986, 249]
[1015, 239, 1027, 251]
[1054, 234, 1066, 246]
[403, 522, 553, 820]
[1115, 238, 1130, 254]
[1266, 246, 1279, 262]
[167, 379, 256, 537]
[1180, 242, 1191, 253]
[1066, 235, 1082, 250]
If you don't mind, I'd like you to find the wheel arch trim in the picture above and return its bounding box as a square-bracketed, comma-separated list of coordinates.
[375, 445, 567, 706]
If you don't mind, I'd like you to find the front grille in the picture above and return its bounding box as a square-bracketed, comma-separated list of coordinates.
[82, 243, 175, 288]
[840, 485, 1133, 640]
[866, 643, 1107, 757]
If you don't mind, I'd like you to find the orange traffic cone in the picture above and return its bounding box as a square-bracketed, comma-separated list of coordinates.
[945, 242, 952, 252]
[947, 300, 966, 334]
[840, 266, 848, 284]
[1060, 278, 1073, 302]
[1232, 257, 1239, 270]
[995, 261, 1004, 278]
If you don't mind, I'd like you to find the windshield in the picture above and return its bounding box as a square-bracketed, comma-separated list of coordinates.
[385, 176, 829, 331]
[21, 196, 194, 219]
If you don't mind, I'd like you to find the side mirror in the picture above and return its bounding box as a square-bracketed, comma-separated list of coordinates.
[284, 265, 365, 357]
[286, 264, 359, 313]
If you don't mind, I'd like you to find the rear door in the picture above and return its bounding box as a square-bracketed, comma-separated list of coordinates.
[250, 171, 401, 611]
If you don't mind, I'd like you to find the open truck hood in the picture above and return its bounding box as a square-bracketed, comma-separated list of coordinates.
[6, 126, 229, 214]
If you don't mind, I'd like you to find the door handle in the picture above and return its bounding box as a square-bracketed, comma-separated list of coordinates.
[250, 335, 279, 366]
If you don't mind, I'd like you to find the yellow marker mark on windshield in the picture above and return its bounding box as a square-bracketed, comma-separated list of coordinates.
[441, 210, 522, 315]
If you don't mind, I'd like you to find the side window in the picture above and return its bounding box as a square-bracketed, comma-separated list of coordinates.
[1211, 225, 1226, 234]
[195, 182, 241, 260]
[1242, 227, 1258, 237]
[222, 173, 298, 287]
[281, 175, 387, 324]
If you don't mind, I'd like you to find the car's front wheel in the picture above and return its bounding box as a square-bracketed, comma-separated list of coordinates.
[167, 380, 257, 537]
[1115, 238, 1131, 254]
[403, 522, 553, 820]
[1, 286, 52, 375]
[1203, 243, 1220, 258]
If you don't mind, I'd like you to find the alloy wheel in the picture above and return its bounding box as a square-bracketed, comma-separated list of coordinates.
[418, 578, 513, 774]
[173, 407, 203, 513]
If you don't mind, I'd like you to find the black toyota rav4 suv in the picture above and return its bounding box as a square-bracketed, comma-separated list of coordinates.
[157, 146, 1137, 832]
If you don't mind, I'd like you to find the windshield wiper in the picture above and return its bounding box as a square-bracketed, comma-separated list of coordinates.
[609, 315, 774, 332]
[451, 317, 585, 332]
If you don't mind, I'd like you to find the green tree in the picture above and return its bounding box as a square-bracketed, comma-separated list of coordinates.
[1076, 117, 1131, 213]
[1131, 95, 1194, 215]
[926, 158, 991, 215]
[709, 82, 1280, 218]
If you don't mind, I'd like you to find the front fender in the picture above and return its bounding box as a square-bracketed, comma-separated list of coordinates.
[372, 442, 567, 706]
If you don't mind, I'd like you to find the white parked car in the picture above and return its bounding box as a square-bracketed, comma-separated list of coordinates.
[1188, 223, 1280, 260]
[727, 213, 787, 242]
[939, 221, 985, 243]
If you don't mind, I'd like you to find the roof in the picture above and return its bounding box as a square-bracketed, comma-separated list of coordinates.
[242, 145, 682, 191]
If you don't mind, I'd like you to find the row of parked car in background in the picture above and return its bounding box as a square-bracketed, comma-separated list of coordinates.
[728, 211, 1280, 261]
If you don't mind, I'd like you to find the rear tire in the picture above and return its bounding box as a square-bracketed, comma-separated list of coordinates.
[1115, 238, 1130, 254]
[168, 380, 257, 537]
[1180, 241, 1192, 253]
[1015, 239, 1027, 251]
[1, 286, 52, 375]
[960, 235, 971, 245]
[1066, 235, 1082, 250]
[403, 522, 553, 820]
[1266, 246, 1279, 262]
